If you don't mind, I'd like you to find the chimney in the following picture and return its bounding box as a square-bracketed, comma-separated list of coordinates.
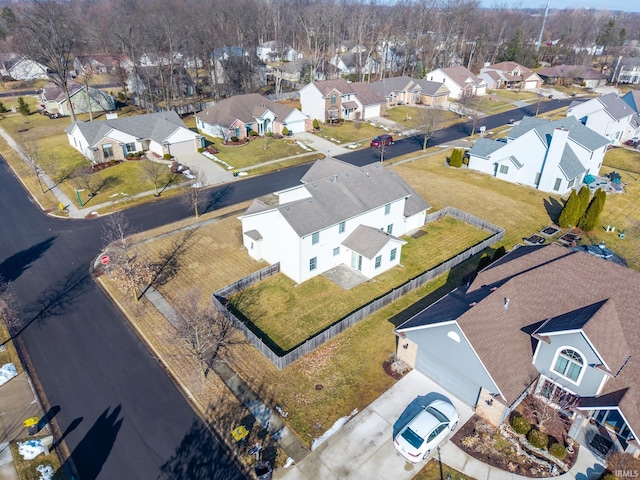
[504, 298, 510, 310]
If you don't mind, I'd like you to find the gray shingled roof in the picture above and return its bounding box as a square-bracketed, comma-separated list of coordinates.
[196, 93, 297, 127]
[559, 144, 586, 179]
[469, 138, 506, 158]
[64, 110, 188, 147]
[509, 116, 609, 152]
[341, 225, 403, 259]
[370, 76, 415, 97]
[264, 157, 430, 237]
[597, 93, 636, 121]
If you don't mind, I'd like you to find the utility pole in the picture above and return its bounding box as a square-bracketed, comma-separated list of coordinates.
[536, 0, 551, 53]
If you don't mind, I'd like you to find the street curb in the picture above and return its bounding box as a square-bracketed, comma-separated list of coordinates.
[91, 263, 253, 479]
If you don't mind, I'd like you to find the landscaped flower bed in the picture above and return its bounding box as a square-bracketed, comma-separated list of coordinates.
[451, 416, 577, 478]
[525, 234, 546, 245]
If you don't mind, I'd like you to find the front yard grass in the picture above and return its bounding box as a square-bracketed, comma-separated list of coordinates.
[200, 134, 312, 169]
[229, 216, 490, 350]
[415, 459, 476, 480]
[488, 89, 538, 101]
[315, 121, 389, 145]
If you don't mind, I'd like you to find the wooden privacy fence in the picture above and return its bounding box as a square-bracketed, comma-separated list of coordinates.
[212, 207, 504, 370]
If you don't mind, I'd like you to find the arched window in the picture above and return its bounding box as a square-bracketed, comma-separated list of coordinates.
[553, 348, 583, 382]
[331, 94, 337, 105]
[447, 331, 460, 343]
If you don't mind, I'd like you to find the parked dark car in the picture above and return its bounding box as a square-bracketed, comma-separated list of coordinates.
[371, 134, 394, 148]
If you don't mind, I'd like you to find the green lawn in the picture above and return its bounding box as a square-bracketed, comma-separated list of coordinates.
[201, 134, 312, 169]
[315, 121, 389, 145]
[487, 89, 538, 101]
[385, 106, 423, 128]
[228, 216, 490, 350]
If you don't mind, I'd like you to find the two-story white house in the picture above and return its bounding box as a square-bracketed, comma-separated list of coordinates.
[566, 93, 639, 145]
[395, 243, 640, 457]
[300, 79, 386, 123]
[468, 116, 610, 195]
[239, 157, 431, 284]
[424, 66, 487, 100]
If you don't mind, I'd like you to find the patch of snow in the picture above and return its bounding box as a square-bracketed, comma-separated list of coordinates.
[330, 138, 341, 143]
[17, 439, 46, 460]
[295, 141, 312, 151]
[311, 408, 358, 451]
[347, 143, 361, 149]
[0, 363, 17, 385]
[36, 465, 53, 480]
[283, 457, 295, 468]
[237, 171, 248, 176]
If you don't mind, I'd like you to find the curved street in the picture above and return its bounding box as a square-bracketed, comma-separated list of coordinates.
[0, 97, 573, 479]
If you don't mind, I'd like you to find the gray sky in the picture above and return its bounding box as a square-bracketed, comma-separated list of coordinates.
[480, 0, 640, 13]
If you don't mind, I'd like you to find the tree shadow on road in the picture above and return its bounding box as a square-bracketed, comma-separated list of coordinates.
[63, 406, 123, 480]
[8, 266, 93, 343]
[0, 236, 56, 283]
[202, 184, 235, 215]
[160, 418, 245, 480]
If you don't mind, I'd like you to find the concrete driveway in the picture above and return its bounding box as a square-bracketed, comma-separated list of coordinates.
[276, 370, 473, 480]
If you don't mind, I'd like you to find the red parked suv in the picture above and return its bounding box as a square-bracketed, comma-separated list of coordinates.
[371, 134, 394, 148]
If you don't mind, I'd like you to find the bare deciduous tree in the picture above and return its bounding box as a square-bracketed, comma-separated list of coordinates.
[418, 106, 444, 150]
[142, 159, 178, 196]
[182, 167, 207, 218]
[13, 1, 79, 122]
[173, 287, 243, 378]
[18, 136, 45, 193]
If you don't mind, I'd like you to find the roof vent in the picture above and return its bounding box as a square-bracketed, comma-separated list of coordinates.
[504, 298, 510, 310]
[469, 302, 477, 307]
[490, 287, 498, 292]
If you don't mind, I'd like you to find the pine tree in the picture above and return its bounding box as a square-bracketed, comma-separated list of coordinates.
[16, 96, 30, 116]
[577, 188, 606, 231]
[557, 190, 579, 228]
[450, 148, 463, 168]
[577, 185, 590, 218]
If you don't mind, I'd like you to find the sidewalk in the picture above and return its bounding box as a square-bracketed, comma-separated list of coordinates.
[0, 373, 50, 480]
[141, 286, 310, 465]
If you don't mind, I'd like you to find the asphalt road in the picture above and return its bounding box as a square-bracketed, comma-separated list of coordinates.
[0, 96, 573, 479]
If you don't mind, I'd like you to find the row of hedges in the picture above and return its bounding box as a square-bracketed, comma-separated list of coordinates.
[511, 416, 567, 459]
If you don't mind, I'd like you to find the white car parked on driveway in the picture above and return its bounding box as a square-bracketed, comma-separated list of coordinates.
[394, 398, 460, 462]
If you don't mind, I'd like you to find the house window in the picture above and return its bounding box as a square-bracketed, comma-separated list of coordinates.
[568, 178, 576, 188]
[102, 143, 114, 157]
[339, 221, 346, 233]
[331, 94, 337, 105]
[384, 203, 391, 215]
[499, 165, 509, 175]
[125, 142, 136, 153]
[312, 231, 319, 245]
[553, 178, 562, 191]
[390, 248, 397, 261]
[375, 255, 382, 268]
[333, 247, 340, 256]
[387, 224, 393, 234]
[309, 257, 317, 271]
[553, 348, 583, 382]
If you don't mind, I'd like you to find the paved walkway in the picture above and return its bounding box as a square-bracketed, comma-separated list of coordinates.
[275, 370, 605, 480]
[0, 373, 50, 480]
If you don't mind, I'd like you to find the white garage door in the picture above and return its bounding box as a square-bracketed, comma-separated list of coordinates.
[284, 120, 306, 134]
[169, 140, 196, 156]
[415, 349, 481, 406]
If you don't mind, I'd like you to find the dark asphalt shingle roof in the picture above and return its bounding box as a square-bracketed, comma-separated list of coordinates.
[195, 93, 298, 128]
[397, 243, 640, 438]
